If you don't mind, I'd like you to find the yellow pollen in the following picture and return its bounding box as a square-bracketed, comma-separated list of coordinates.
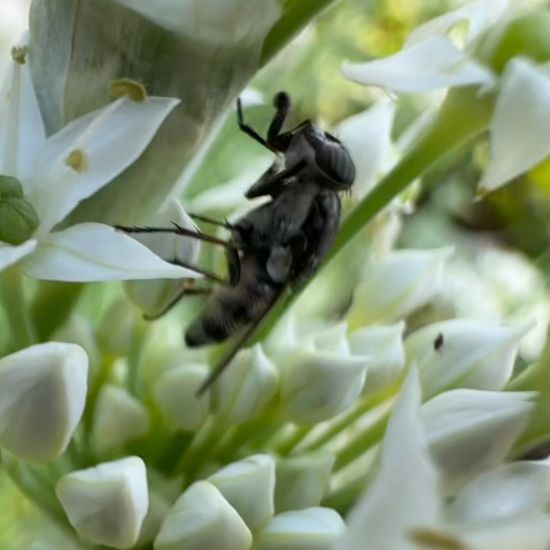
[408, 528, 467, 550]
[109, 79, 148, 102]
[11, 46, 28, 65]
[65, 150, 88, 173]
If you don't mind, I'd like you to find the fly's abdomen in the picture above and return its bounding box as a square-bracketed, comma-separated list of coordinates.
[184, 282, 276, 347]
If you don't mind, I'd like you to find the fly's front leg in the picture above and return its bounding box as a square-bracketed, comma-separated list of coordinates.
[143, 283, 212, 321]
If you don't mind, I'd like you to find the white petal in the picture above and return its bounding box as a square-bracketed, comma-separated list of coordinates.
[479, 59, 550, 193]
[423, 389, 535, 494]
[336, 368, 441, 550]
[56, 457, 148, 549]
[27, 97, 179, 233]
[334, 99, 396, 197]
[111, 0, 281, 46]
[155, 481, 252, 550]
[0, 342, 88, 462]
[21, 223, 196, 282]
[343, 36, 494, 93]
[405, 0, 510, 48]
[0, 239, 36, 272]
[447, 455, 550, 524]
[0, 33, 46, 180]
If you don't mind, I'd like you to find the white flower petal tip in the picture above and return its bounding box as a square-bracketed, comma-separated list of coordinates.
[335, 99, 396, 196]
[22, 223, 196, 282]
[238, 88, 265, 108]
[350, 247, 453, 326]
[255, 507, 345, 550]
[338, 369, 440, 550]
[279, 349, 368, 424]
[0, 239, 36, 272]
[27, 96, 179, 233]
[275, 452, 334, 513]
[214, 344, 279, 425]
[56, 456, 148, 549]
[479, 59, 550, 193]
[153, 364, 210, 432]
[348, 322, 406, 394]
[0, 33, 46, 180]
[406, 318, 531, 398]
[92, 385, 150, 454]
[423, 389, 535, 494]
[342, 36, 494, 93]
[154, 481, 252, 550]
[208, 454, 275, 530]
[111, 0, 281, 46]
[0, 342, 87, 462]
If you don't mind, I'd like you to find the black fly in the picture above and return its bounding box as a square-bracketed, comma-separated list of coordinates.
[116, 91, 356, 394]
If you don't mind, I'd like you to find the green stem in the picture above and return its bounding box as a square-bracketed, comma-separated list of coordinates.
[273, 425, 314, 456]
[333, 412, 389, 472]
[127, 320, 149, 397]
[30, 281, 84, 341]
[322, 473, 368, 514]
[260, 0, 339, 66]
[303, 382, 400, 452]
[0, 268, 36, 351]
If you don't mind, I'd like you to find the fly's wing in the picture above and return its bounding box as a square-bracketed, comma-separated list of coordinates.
[195, 286, 285, 395]
[269, 181, 318, 244]
[291, 188, 341, 286]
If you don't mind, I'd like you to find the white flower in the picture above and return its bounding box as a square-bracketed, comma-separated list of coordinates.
[255, 507, 345, 550]
[214, 344, 279, 425]
[0, 39, 197, 282]
[110, 0, 281, 46]
[92, 385, 150, 454]
[153, 364, 211, 432]
[154, 480, 252, 550]
[342, 0, 550, 194]
[348, 247, 453, 326]
[275, 452, 334, 513]
[208, 454, 275, 530]
[279, 331, 368, 424]
[405, 318, 531, 398]
[56, 456, 149, 549]
[336, 368, 441, 550]
[0, 342, 87, 462]
[423, 389, 535, 494]
[348, 321, 405, 394]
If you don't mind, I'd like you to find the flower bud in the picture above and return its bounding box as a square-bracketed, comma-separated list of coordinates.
[214, 344, 279, 425]
[275, 452, 334, 513]
[348, 247, 453, 326]
[97, 299, 138, 356]
[92, 385, 150, 454]
[56, 456, 148, 549]
[348, 322, 405, 394]
[255, 507, 345, 550]
[0, 342, 87, 461]
[153, 364, 210, 432]
[0, 175, 38, 245]
[279, 349, 367, 424]
[423, 389, 535, 494]
[124, 200, 201, 317]
[476, 12, 550, 74]
[405, 318, 531, 398]
[154, 481, 252, 550]
[208, 454, 275, 530]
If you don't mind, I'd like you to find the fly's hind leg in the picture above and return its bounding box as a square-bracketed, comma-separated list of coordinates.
[143, 283, 211, 321]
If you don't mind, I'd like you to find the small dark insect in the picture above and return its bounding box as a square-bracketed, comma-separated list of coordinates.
[434, 332, 444, 351]
[116, 91, 355, 394]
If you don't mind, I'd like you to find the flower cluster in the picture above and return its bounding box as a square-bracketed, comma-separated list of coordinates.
[2, 0, 550, 549]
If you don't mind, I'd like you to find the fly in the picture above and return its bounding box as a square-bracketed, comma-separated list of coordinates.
[116, 91, 356, 394]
